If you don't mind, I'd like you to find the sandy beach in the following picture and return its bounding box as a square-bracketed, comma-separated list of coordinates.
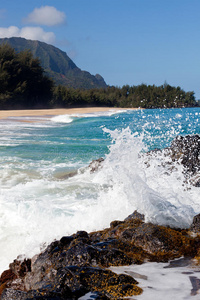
[0, 107, 133, 120]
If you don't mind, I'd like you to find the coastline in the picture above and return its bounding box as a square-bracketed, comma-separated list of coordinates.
[1, 110, 200, 298]
[1, 210, 200, 299]
[0, 107, 137, 120]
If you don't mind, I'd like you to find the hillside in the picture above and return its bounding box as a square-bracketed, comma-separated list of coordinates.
[0, 37, 107, 89]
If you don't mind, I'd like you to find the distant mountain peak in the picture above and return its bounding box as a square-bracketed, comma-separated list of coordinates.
[0, 37, 107, 89]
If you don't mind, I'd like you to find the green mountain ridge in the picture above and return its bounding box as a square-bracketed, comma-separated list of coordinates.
[0, 37, 107, 89]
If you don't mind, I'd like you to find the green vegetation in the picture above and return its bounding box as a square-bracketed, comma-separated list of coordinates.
[51, 84, 196, 108]
[0, 43, 197, 110]
[0, 37, 107, 89]
[0, 44, 53, 109]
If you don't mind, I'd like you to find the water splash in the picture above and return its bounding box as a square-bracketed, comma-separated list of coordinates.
[92, 127, 198, 228]
[1, 108, 200, 275]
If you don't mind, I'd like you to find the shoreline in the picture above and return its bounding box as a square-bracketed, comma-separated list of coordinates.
[0, 107, 138, 120]
[1, 210, 200, 298]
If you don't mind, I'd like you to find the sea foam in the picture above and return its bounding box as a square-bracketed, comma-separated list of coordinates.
[1, 108, 200, 276]
[95, 127, 198, 227]
[50, 109, 129, 123]
[0, 127, 199, 274]
[51, 115, 74, 123]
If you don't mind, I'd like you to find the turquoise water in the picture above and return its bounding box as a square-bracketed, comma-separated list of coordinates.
[1, 108, 200, 163]
[1, 107, 200, 273]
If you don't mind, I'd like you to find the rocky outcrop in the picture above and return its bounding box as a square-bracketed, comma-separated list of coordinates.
[88, 158, 104, 173]
[190, 214, 200, 233]
[170, 135, 200, 173]
[169, 135, 200, 186]
[57, 135, 200, 185]
[1, 211, 200, 299]
[2, 135, 200, 298]
[147, 134, 200, 187]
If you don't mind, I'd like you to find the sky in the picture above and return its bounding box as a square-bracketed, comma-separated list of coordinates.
[0, 0, 200, 98]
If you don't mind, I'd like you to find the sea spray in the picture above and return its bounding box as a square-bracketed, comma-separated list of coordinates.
[92, 126, 197, 227]
[1, 108, 200, 275]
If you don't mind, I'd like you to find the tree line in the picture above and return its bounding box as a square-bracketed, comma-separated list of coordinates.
[52, 83, 196, 109]
[0, 44, 197, 109]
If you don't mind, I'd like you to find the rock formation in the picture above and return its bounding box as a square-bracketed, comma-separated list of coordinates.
[1, 210, 200, 299]
[146, 134, 200, 187]
[1, 135, 200, 299]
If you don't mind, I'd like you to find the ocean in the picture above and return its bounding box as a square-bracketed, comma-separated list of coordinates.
[1, 107, 200, 298]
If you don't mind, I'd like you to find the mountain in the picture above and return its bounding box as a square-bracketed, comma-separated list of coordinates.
[0, 37, 107, 89]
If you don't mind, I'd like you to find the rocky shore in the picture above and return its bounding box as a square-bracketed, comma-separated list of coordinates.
[1, 134, 200, 299]
[1, 210, 200, 299]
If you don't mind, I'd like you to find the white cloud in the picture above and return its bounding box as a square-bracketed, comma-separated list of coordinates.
[0, 26, 55, 44]
[0, 26, 18, 37]
[21, 27, 55, 43]
[24, 6, 66, 26]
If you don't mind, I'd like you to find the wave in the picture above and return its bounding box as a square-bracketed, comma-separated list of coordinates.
[1, 109, 200, 274]
[91, 127, 199, 228]
[50, 109, 130, 123]
[51, 115, 74, 123]
[76, 109, 129, 118]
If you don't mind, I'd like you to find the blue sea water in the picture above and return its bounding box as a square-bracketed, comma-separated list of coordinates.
[1, 107, 200, 274]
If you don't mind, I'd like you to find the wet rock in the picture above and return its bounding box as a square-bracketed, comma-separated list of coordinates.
[110, 220, 124, 229]
[170, 135, 200, 174]
[124, 210, 145, 222]
[164, 257, 192, 268]
[190, 276, 200, 296]
[60, 236, 74, 246]
[1, 289, 26, 300]
[166, 135, 200, 186]
[147, 135, 200, 186]
[53, 157, 104, 181]
[1, 266, 142, 299]
[9, 258, 31, 278]
[88, 158, 104, 172]
[90, 214, 199, 262]
[190, 214, 200, 233]
[62, 266, 141, 298]
[74, 230, 89, 239]
[0, 270, 17, 297]
[2, 210, 200, 298]
[53, 169, 78, 180]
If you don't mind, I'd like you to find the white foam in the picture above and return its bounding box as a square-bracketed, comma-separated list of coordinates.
[0, 126, 199, 274]
[90, 127, 199, 228]
[76, 109, 129, 118]
[51, 114, 74, 123]
[110, 261, 200, 299]
[1, 117, 200, 276]
[50, 109, 130, 124]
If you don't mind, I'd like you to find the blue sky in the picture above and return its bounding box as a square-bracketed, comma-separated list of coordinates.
[0, 0, 200, 98]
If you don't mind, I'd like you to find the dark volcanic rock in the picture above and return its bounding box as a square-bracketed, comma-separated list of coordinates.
[88, 157, 104, 173]
[147, 134, 200, 187]
[1, 265, 142, 299]
[124, 210, 145, 222]
[1, 289, 26, 300]
[190, 214, 200, 233]
[2, 211, 200, 299]
[170, 135, 200, 173]
[167, 135, 200, 186]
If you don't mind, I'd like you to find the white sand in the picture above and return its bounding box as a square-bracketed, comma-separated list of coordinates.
[0, 107, 136, 120]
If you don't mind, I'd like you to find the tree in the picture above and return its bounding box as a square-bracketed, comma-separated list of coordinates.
[0, 44, 54, 109]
